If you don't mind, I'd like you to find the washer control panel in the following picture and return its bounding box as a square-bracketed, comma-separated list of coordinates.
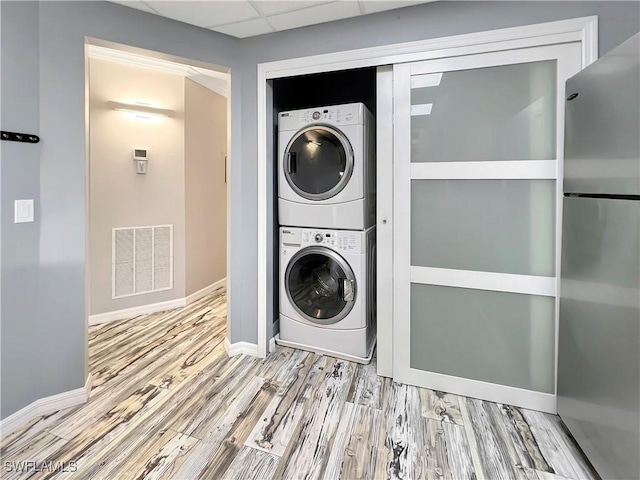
[300, 229, 363, 253]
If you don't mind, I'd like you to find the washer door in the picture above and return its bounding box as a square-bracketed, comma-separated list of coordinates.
[286, 246, 357, 325]
[283, 125, 354, 201]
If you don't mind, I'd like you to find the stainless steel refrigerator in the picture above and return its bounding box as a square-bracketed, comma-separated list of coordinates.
[558, 33, 640, 480]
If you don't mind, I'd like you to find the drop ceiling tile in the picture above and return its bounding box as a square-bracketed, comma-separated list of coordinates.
[212, 17, 274, 38]
[269, 1, 361, 32]
[150, 1, 260, 29]
[112, 1, 159, 14]
[360, 0, 430, 14]
[251, 1, 329, 16]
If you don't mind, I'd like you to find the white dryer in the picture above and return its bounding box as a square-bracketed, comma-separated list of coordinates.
[277, 226, 376, 363]
[278, 103, 375, 230]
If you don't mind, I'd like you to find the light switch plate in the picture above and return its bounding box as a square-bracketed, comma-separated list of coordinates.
[136, 160, 148, 174]
[14, 199, 34, 223]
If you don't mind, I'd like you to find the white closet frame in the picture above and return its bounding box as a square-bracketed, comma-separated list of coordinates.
[256, 17, 598, 364]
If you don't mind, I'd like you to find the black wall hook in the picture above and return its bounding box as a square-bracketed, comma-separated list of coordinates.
[1, 131, 40, 144]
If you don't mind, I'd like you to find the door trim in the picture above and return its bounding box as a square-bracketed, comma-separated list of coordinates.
[401, 368, 557, 413]
[411, 267, 556, 297]
[257, 17, 598, 360]
[411, 160, 557, 180]
[376, 66, 394, 377]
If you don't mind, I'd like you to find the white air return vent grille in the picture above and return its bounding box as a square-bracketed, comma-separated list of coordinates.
[112, 225, 173, 298]
[153, 226, 172, 290]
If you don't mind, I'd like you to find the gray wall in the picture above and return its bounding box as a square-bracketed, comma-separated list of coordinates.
[1, 0, 639, 420]
[0, 0, 241, 419]
[1, 1, 42, 419]
[238, 1, 640, 344]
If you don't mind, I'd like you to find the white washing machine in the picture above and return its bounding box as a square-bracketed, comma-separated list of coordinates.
[277, 226, 376, 363]
[278, 103, 375, 230]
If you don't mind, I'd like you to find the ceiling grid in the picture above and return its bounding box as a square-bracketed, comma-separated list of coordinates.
[113, 1, 432, 38]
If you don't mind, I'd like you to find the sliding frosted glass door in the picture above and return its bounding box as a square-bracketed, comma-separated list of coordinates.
[393, 44, 582, 412]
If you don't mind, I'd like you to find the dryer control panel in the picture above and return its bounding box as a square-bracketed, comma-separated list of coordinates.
[278, 103, 365, 131]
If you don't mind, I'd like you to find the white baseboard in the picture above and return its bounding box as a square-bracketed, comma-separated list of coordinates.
[0, 404, 39, 441]
[89, 298, 186, 326]
[1, 374, 92, 439]
[224, 338, 259, 357]
[185, 277, 226, 305]
[89, 278, 228, 326]
[269, 336, 276, 353]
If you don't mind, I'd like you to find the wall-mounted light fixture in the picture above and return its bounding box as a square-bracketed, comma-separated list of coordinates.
[107, 101, 175, 118]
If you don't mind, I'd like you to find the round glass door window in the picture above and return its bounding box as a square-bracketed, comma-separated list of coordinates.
[286, 247, 357, 325]
[283, 126, 354, 200]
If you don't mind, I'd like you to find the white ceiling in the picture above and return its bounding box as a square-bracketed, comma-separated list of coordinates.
[112, 1, 433, 38]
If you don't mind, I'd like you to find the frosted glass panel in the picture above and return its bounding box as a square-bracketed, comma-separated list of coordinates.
[411, 60, 556, 162]
[411, 180, 556, 276]
[410, 284, 555, 393]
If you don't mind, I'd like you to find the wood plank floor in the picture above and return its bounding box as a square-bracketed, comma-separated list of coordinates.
[1, 288, 598, 480]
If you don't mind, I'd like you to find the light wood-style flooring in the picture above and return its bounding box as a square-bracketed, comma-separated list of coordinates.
[1, 288, 597, 479]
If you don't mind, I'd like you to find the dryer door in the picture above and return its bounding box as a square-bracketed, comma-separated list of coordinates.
[285, 246, 357, 325]
[283, 125, 354, 201]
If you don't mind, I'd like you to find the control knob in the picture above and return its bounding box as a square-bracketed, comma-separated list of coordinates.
[314, 233, 324, 243]
[312, 111, 321, 120]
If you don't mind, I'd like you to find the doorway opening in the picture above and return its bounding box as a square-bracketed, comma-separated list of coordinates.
[84, 39, 232, 385]
[269, 68, 378, 348]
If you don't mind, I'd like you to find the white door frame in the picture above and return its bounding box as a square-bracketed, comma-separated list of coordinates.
[256, 16, 598, 360]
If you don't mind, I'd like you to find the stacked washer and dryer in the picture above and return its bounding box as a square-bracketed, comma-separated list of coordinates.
[276, 103, 377, 363]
